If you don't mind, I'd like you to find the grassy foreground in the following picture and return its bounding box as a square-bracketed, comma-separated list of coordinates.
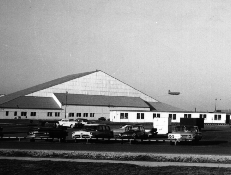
[1, 149, 231, 164]
[1, 159, 231, 175]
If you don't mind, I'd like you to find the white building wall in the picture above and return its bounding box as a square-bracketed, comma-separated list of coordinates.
[63, 105, 109, 120]
[27, 71, 157, 102]
[110, 111, 169, 123]
[0, 108, 62, 120]
[170, 112, 227, 124]
[110, 111, 228, 124]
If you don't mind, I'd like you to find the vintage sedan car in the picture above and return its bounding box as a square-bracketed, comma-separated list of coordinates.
[27, 121, 68, 142]
[113, 124, 132, 137]
[72, 124, 114, 139]
[145, 128, 158, 138]
[58, 119, 78, 128]
[76, 118, 89, 125]
[118, 125, 147, 139]
[168, 125, 202, 145]
[98, 117, 106, 121]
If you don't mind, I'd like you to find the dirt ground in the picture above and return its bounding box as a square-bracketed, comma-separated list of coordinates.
[1, 159, 231, 175]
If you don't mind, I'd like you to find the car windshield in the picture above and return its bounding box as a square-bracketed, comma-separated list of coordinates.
[173, 126, 197, 132]
[83, 126, 98, 131]
[131, 126, 140, 130]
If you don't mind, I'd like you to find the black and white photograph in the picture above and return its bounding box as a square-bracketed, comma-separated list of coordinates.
[1, 0, 231, 174]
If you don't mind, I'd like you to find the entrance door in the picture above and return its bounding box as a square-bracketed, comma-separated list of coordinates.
[226, 115, 230, 124]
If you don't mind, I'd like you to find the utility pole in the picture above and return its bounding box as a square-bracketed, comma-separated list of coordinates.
[215, 98, 221, 112]
[65, 91, 68, 118]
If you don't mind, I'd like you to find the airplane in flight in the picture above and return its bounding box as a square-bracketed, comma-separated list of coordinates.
[168, 90, 180, 95]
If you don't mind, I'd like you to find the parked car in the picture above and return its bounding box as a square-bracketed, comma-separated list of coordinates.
[118, 124, 147, 139]
[27, 121, 68, 142]
[168, 125, 202, 145]
[58, 119, 78, 128]
[98, 117, 106, 121]
[72, 124, 114, 139]
[113, 125, 133, 137]
[76, 118, 89, 125]
[145, 128, 158, 138]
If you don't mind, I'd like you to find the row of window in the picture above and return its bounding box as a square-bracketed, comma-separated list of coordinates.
[5, 111, 96, 118]
[118, 112, 222, 120]
[120, 113, 161, 120]
[67, 113, 95, 118]
[47, 112, 60, 117]
[5, 111, 223, 120]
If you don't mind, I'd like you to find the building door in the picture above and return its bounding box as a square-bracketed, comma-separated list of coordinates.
[226, 115, 230, 124]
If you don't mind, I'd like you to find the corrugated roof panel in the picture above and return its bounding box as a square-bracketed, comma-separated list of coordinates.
[54, 93, 150, 108]
[0, 96, 61, 110]
[147, 102, 185, 112]
[0, 70, 98, 105]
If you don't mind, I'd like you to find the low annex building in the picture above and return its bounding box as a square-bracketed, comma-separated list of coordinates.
[0, 70, 183, 120]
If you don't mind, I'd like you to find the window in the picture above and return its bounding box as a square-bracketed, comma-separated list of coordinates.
[218, 115, 221, 120]
[173, 114, 176, 120]
[69, 113, 74, 117]
[84, 113, 88, 117]
[137, 113, 140, 119]
[21, 112, 27, 116]
[30, 112, 36, 116]
[137, 113, 144, 119]
[47, 112, 52, 117]
[14, 111, 17, 116]
[153, 113, 160, 118]
[153, 113, 156, 118]
[169, 114, 176, 120]
[55, 112, 60, 117]
[121, 113, 128, 119]
[105, 126, 110, 131]
[6, 111, 9, 116]
[98, 125, 103, 131]
[200, 114, 206, 119]
[101, 126, 105, 131]
[184, 114, 191, 118]
[76, 113, 81, 117]
[90, 113, 95, 117]
[214, 114, 221, 120]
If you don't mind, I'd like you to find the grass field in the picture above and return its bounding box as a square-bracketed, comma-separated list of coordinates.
[1, 159, 231, 175]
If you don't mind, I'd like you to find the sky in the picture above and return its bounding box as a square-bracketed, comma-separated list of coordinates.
[1, 0, 231, 112]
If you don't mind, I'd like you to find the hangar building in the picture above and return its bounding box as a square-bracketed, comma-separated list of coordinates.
[0, 70, 183, 120]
